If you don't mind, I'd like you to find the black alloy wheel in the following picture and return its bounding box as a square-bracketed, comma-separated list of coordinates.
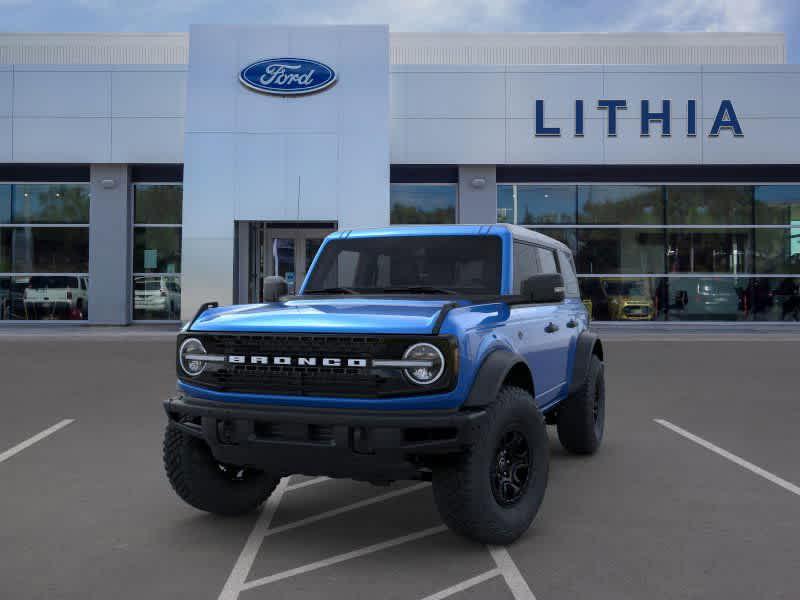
[490, 429, 532, 506]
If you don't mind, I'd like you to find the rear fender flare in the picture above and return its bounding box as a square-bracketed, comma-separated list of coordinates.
[568, 330, 604, 396]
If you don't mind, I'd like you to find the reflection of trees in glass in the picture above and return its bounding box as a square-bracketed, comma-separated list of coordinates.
[533, 229, 577, 253]
[755, 229, 800, 274]
[578, 186, 662, 225]
[577, 229, 664, 274]
[754, 185, 800, 225]
[134, 185, 183, 224]
[389, 184, 457, 225]
[666, 186, 752, 225]
[390, 203, 455, 224]
[497, 186, 514, 223]
[516, 186, 575, 225]
[12, 185, 90, 224]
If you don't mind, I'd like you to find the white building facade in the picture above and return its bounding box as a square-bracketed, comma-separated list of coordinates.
[0, 28, 798, 324]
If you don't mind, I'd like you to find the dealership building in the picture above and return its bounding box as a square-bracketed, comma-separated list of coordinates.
[0, 27, 798, 324]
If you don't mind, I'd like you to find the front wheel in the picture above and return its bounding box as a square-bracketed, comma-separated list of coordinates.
[432, 386, 549, 545]
[163, 425, 280, 515]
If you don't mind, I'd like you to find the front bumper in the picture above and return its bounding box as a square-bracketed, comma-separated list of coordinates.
[164, 394, 486, 481]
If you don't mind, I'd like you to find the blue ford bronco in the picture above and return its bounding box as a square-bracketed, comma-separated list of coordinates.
[164, 224, 605, 544]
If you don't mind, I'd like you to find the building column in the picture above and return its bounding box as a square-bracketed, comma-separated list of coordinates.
[457, 166, 497, 224]
[88, 164, 131, 325]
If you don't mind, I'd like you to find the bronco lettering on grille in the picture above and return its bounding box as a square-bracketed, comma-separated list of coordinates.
[227, 355, 368, 368]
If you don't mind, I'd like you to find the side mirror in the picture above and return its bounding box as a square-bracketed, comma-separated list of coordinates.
[522, 273, 565, 304]
[262, 276, 289, 302]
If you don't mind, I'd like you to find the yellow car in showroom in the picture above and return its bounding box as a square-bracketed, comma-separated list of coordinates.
[600, 278, 655, 321]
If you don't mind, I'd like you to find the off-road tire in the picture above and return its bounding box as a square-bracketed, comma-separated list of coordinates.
[432, 386, 549, 545]
[163, 424, 280, 515]
[557, 354, 605, 455]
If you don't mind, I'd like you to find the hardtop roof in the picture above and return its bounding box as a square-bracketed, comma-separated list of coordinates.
[330, 223, 571, 254]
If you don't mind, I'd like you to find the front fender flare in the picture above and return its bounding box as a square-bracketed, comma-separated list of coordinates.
[568, 330, 604, 396]
[462, 348, 529, 408]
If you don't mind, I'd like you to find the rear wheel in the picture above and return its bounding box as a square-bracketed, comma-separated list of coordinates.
[163, 424, 280, 515]
[432, 386, 549, 545]
[556, 354, 605, 454]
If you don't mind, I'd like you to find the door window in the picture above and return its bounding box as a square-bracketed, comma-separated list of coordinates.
[536, 247, 560, 274]
[513, 242, 539, 294]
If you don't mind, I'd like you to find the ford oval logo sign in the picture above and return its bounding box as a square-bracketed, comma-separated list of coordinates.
[239, 58, 337, 96]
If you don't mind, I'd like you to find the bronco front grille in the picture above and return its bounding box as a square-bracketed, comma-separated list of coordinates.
[178, 333, 456, 399]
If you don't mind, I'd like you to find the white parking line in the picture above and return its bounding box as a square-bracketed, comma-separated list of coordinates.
[0, 419, 75, 464]
[218, 480, 431, 599]
[286, 476, 330, 491]
[655, 418, 800, 497]
[240, 525, 448, 591]
[218, 477, 289, 600]
[488, 546, 537, 600]
[264, 482, 430, 538]
[418, 569, 500, 600]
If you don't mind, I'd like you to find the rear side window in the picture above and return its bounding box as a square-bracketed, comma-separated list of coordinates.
[536, 247, 559, 274]
[512, 242, 540, 293]
[558, 250, 580, 298]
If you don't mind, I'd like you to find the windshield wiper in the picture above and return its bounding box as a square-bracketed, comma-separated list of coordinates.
[379, 285, 458, 295]
[303, 287, 360, 295]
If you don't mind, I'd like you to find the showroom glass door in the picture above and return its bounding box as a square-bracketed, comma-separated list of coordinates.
[248, 223, 335, 301]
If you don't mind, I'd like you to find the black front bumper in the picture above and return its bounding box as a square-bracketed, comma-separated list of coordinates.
[164, 395, 486, 481]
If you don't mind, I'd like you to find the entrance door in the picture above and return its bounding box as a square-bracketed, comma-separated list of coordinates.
[247, 223, 336, 302]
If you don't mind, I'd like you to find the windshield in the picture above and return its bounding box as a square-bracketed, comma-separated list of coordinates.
[304, 235, 502, 296]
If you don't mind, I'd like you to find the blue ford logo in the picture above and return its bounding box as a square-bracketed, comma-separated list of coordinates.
[239, 58, 337, 96]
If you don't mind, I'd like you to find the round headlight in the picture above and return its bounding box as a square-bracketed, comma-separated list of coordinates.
[403, 342, 445, 385]
[179, 337, 207, 377]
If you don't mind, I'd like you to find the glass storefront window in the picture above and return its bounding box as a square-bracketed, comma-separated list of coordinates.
[579, 277, 667, 321]
[666, 277, 748, 321]
[755, 228, 800, 274]
[497, 185, 514, 223]
[1, 184, 90, 225]
[0, 182, 90, 320]
[133, 185, 182, 225]
[749, 277, 800, 321]
[497, 185, 576, 224]
[499, 183, 800, 321]
[133, 228, 181, 273]
[0, 185, 10, 223]
[133, 275, 181, 320]
[1, 228, 89, 273]
[532, 228, 577, 254]
[754, 185, 800, 225]
[390, 184, 457, 224]
[516, 185, 575, 224]
[666, 186, 752, 225]
[132, 184, 182, 320]
[577, 229, 665, 274]
[578, 185, 662, 225]
[666, 229, 753, 274]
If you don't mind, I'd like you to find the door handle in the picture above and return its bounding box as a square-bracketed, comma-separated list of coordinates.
[544, 322, 559, 333]
[566, 319, 578, 328]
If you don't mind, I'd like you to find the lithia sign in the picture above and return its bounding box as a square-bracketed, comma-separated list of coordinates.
[535, 99, 743, 138]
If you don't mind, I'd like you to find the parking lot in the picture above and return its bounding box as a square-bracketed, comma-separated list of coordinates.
[1, 328, 799, 600]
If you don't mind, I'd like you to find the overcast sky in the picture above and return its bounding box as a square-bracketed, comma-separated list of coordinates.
[1, 0, 797, 62]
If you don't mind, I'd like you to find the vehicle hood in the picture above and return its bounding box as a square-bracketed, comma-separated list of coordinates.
[189, 298, 464, 334]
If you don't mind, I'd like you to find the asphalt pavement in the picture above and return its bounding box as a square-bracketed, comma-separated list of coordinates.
[1, 330, 798, 599]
